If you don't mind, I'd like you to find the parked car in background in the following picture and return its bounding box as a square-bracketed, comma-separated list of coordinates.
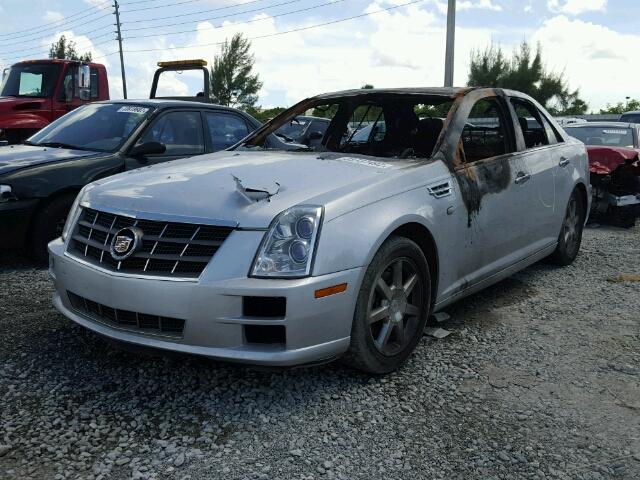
[620, 111, 640, 124]
[275, 115, 330, 148]
[0, 59, 109, 144]
[556, 117, 587, 126]
[0, 99, 279, 260]
[565, 122, 640, 227]
[49, 87, 590, 373]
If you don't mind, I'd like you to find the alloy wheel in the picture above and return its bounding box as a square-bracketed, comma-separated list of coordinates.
[563, 196, 580, 253]
[367, 257, 424, 356]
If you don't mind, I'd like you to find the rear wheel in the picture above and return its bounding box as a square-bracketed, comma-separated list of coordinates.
[31, 194, 76, 264]
[548, 189, 585, 266]
[343, 236, 431, 374]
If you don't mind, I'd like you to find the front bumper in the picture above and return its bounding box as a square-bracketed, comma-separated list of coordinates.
[49, 236, 363, 366]
[0, 198, 38, 249]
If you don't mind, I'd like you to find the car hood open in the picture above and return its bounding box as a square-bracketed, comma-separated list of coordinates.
[0, 144, 102, 176]
[85, 150, 417, 228]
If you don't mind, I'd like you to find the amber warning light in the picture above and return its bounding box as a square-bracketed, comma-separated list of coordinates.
[314, 283, 348, 299]
[157, 59, 207, 67]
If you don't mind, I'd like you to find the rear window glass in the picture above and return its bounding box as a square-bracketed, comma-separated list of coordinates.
[566, 126, 634, 148]
[620, 114, 640, 124]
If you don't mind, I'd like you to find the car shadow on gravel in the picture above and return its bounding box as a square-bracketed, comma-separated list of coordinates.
[438, 270, 543, 331]
[0, 248, 43, 272]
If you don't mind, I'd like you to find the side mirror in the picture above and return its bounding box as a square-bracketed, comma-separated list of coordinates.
[308, 131, 324, 140]
[129, 141, 166, 157]
[77, 65, 91, 100]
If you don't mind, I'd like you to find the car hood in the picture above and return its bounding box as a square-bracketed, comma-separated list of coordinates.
[586, 146, 639, 175]
[85, 150, 419, 228]
[0, 96, 50, 113]
[0, 144, 102, 176]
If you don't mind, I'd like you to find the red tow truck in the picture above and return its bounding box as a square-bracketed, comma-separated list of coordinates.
[0, 59, 109, 144]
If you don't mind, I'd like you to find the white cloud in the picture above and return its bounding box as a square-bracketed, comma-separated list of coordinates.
[68, 0, 631, 112]
[459, 0, 502, 12]
[43, 10, 65, 23]
[548, 0, 607, 15]
[114, 3, 495, 104]
[42, 30, 112, 68]
[83, 0, 111, 10]
[531, 15, 638, 109]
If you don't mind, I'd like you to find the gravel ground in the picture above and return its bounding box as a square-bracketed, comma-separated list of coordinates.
[1, 225, 639, 480]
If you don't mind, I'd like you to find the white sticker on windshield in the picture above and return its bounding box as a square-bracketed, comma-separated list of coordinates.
[336, 157, 393, 169]
[117, 106, 149, 114]
[602, 129, 628, 135]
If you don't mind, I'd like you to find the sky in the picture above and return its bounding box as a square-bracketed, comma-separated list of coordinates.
[0, 0, 637, 111]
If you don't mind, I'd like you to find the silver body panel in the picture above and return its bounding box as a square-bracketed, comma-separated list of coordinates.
[50, 87, 591, 366]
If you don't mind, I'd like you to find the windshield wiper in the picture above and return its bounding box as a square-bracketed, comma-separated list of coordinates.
[36, 141, 87, 150]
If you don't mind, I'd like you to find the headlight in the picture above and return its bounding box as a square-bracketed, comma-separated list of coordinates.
[61, 187, 87, 242]
[251, 205, 323, 278]
[0, 185, 13, 203]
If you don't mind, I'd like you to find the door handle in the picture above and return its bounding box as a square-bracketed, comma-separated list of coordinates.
[515, 172, 531, 185]
[559, 157, 570, 167]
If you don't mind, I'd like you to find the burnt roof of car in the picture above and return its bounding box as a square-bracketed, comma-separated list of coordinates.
[311, 87, 476, 100]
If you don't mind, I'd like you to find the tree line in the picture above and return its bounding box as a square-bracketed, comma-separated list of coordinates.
[49, 34, 635, 117]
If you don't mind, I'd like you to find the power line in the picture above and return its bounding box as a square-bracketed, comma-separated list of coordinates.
[120, 0, 265, 14]
[0, 2, 111, 39]
[0, 38, 116, 64]
[123, 0, 344, 40]
[120, 0, 425, 55]
[0, 11, 112, 48]
[0, 23, 114, 51]
[121, 0, 281, 31]
[122, 0, 302, 33]
[120, 0, 211, 6]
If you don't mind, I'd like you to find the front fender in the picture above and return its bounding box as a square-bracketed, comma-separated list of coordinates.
[313, 185, 445, 277]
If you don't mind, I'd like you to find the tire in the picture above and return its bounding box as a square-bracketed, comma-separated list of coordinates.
[343, 236, 431, 374]
[610, 207, 637, 229]
[31, 194, 76, 264]
[548, 188, 585, 266]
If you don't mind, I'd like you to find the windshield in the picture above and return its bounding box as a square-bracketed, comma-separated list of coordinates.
[28, 103, 154, 152]
[0, 64, 61, 98]
[566, 126, 635, 148]
[241, 95, 453, 159]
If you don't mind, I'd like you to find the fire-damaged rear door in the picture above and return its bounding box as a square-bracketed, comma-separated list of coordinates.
[507, 96, 560, 248]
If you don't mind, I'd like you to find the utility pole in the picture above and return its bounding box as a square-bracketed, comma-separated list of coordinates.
[444, 0, 456, 87]
[114, 0, 127, 99]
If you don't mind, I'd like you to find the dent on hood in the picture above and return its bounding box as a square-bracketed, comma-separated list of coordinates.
[232, 174, 280, 203]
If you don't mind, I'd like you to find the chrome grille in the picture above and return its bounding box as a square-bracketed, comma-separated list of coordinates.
[68, 207, 233, 278]
[67, 291, 185, 336]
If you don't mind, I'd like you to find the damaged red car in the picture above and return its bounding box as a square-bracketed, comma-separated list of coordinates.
[565, 122, 640, 227]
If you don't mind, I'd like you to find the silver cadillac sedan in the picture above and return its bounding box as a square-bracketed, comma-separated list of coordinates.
[48, 87, 591, 373]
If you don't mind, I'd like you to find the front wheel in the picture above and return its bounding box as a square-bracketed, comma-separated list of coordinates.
[343, 236, 431, 374]
[548, 189, 585, 266]
[31, 194, 76, 264]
